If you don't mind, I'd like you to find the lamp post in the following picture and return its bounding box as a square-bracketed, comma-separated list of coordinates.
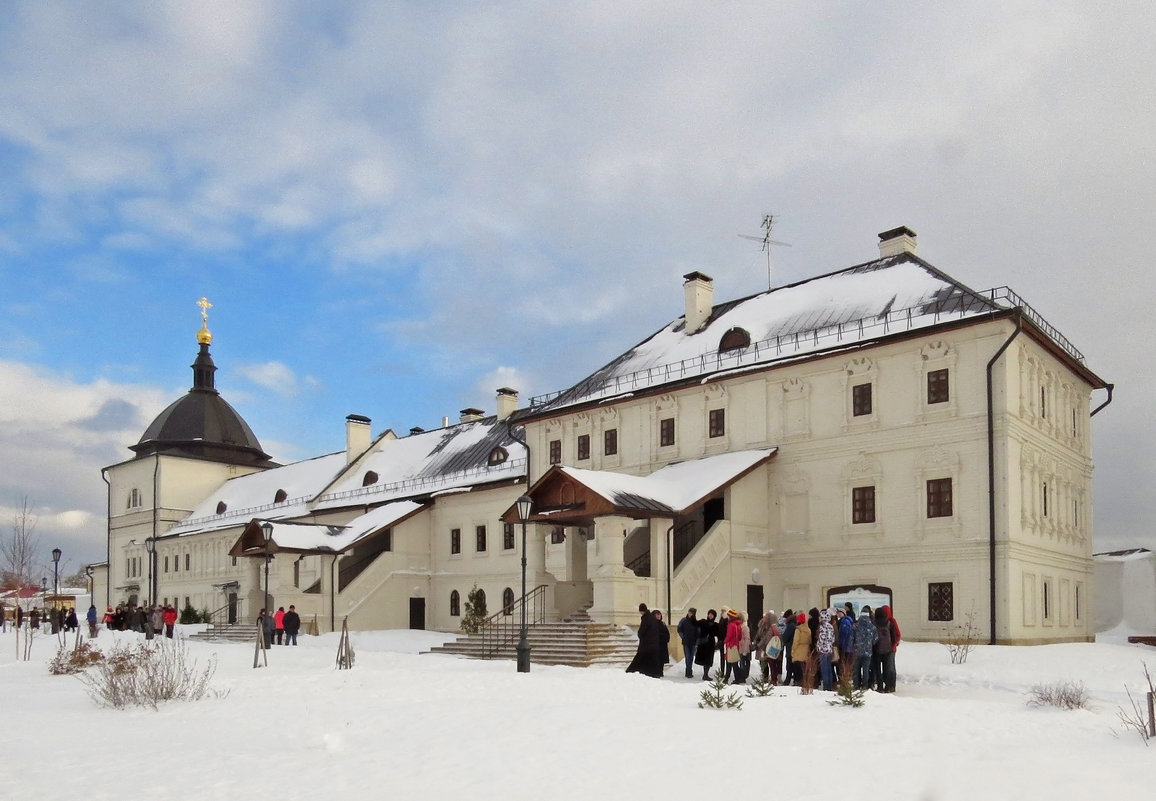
[51, 548, 62, 632]
[260, 521, 273, 615]
[515, 495, 533, 673]
[144, 537, 156, 605]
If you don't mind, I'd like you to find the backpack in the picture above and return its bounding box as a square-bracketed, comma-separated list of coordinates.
[765, 634, 783, 660]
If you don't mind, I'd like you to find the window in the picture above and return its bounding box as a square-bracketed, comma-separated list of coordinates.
[274, 489, 288, 503]
[852, 383, 872, 417]
[660, 417, 675, 447]
[476, 525, 487, 553]
[1040, 387, 1047, 418]
[450, 528, 461, 555]
[1075, 583, 1082, 620]
[231, 556, 237, 567]
[577, 434, 590, 460]
[450, 590, 460, 617]
[502, 587, 515, 615]
[708, 409, 725, 439]
[1042, 580, 1052, 620]
[549, 439, 561, 465]
[852, 486, 876, 524]
[128, 488, 141, 509]
[174, 555, 179, 573]
[184, 553, 190, 571]
[362, 471, 379, 487]
[1071, 409, 1077, 438]
[1042, 483, 1049, 517]
[718, 327, 750, 353]
[164, 556, 170, 573]
[215, 501, 227, 515]
[381, 528, 392, 552]
[927, 368, 949, 404]
[550, 526, 565, 544]
[604, 429, 618, 456]
[929, 582, 954, 621]
[488, 446, 508, 465]
[927, 478, 953, 518]
[503, 523, 515, 550]
[184, 596, 190, 609]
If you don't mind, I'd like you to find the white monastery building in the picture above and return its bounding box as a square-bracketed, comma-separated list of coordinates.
[95, 227, 1111, 645]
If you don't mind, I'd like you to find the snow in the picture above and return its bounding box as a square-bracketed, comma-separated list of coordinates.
[3, 625, 1153, 799]
[266, 500, 424, 552]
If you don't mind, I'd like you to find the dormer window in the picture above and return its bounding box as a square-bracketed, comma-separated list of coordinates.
[488, 446, 508, 465]
[718, 327, 751, 353]
[362, 471, 379, 487]
[215, 501, 228, 515]
[274, 489, 288, 503]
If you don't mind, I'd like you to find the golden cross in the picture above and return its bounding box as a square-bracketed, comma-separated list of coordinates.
[197, 296, 213, 326]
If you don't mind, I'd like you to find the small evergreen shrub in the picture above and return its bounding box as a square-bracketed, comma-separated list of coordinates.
[828, 664, 867, 708]
[745, 671, 776, 698]
[179, 603, 202, 624]
[460, 585, 488, 634]
[699, 673, 743, 710]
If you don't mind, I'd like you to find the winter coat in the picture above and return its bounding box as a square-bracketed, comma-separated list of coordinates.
[817, 609, 835, 655]
[283, 610, 301, 634]
[838, 613, 854, 655]
[882, 605, 901, 651]
[753, 613, 775, 658]
[852, 613, 877, 657]
[873, 609, 893, 654]
[626, 611, 666, 678]
[677, 614, 698, 645]
[791, 621, 812, 663]
[694, 618, 718, 667]
[723, 617, 742, 661]
[162, 607, 177, 627]
[150, 607, 164, 631]
[86, 606, 97, 625]
[274, 608, 285, 630]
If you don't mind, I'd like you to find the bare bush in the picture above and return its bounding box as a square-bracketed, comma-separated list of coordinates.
[1027, 680, 1089, 710]
[943, 606, 981, 665]
[78, 640, 226, 710]
[1116, 662, 1154, 745]
[48, 640, 104, 675]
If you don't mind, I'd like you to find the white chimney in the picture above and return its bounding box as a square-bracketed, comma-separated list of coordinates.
[683, 271, 714, 334]
[345, 414, 371, 464]
[496, 387, 518, 421]
[878, 226, 917, 257]
[459, 407, 485, 423]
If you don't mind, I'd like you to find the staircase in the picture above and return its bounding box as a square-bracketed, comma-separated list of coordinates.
[427, 607, 641, 667]
[188, 622, 260, 644]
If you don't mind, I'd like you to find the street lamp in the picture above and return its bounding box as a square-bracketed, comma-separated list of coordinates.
[51, 548, 62, 632]
[144, 537, 156, 605]
[515, 495, 533, 673]
[260, 521, 273, 615]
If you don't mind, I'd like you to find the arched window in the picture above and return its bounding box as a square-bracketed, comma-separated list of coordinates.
[450, 590, 461, 617]
[274, 489, 288, 503]
[488, 446, 508, 465]
[127, 488, 141, 509]
[215, 501, 228, 515]
[718, 327, 751, 353]
[362, 471, 379, 487]
[502, 587, 515, 615]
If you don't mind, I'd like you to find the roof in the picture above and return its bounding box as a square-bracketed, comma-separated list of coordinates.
[528, 253, 1096, 415]
[1094, 547, 1153, 562]
[234, 501, 426, 555]
[168, 416, 526, 537]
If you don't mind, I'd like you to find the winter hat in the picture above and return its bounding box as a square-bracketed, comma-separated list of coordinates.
[767, 609, 776, 618]
[796, 612, 806, 624]
[727, 609, 740, 619]
[860, 608, 871, 618]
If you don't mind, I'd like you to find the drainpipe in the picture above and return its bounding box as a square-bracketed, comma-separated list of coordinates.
[986, 310, 1023, 646]
[101, 468, 111, 610]
[330, 554, 339, 633]
[666, 524, 674, 622]
[505, 418, 530, 492]
[152, 454, 160, 604]
[1090, 384, 1114, 417]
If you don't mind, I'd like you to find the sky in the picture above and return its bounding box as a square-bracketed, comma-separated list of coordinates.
[3, 625, 1155, 799]
[1, 2, 1154, 572]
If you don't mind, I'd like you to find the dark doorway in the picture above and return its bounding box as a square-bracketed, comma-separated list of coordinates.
[409, 597, 426, 630]
[746, 584, 764, 628]
[227, 592, 238, 624]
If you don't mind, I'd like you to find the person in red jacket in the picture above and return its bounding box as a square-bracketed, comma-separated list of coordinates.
[274, 606, 285, 645]
[161, 604, 178, 638]
[881, 604, 900, 692]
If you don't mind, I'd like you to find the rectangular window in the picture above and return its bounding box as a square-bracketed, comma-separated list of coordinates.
[1040, 387, 1047, 418]
[549, 439, 561, 465]
[184, 596, 190, 610]
[550, 526, 566, 544]
[577, 434, 590, 460]
[928, 582, 954, 621]
[604, 428, 618, 456]
[660, 417, 675, 447]
[1042, 580, 1052, 620]
[293, 559, 300, 587]
[164, 556, 169, 573]
[185, 553, 190, 571]
[503, 522, 515, 550]
[382, 528, 392, 552]
[450, 528, 461, 555]
[1042, 483, 1049, 517]
[1071, 409, 1077, 437]
[852, 486, 876, 524]
[231, 556, 237, 567]
[852, 382, 872, 416]
[1075, 583, 1082, 620]
[174, 556, 179, 573]
[708, 409, 725, 438]
[927, 368, 949, 404]
[476, 525, 487, 553]
[927, 477, 953, 518]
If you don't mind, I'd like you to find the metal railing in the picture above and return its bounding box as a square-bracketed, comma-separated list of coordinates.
[479, 585, 548, 659]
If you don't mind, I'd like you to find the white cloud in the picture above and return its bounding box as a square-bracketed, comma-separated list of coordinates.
[234, 361, 301, 398]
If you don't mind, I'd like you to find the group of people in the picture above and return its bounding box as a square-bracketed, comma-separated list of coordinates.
[2, 605, 81, 634]
[256, 605, 301, 647]
[99, 602, 178, 638]
[675, 602, 902, 693]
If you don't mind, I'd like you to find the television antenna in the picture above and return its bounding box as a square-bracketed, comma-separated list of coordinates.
[739, 214, 791, 290]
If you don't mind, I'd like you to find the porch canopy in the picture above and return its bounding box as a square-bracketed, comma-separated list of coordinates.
[503, 448, 777, 526]
[228, 500, 427, 558]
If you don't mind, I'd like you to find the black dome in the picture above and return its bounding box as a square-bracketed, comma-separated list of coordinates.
[131, 343, 273, 467]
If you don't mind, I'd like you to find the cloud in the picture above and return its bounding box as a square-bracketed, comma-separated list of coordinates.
[233, 361, 303, 398]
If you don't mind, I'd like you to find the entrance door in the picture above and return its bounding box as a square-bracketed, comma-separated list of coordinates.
[227, 593, 238, 624]
[409, 597, 426, 630]
[746, 584, 764, 627]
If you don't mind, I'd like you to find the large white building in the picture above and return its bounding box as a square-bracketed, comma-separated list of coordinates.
[96, 227, 1110, 644]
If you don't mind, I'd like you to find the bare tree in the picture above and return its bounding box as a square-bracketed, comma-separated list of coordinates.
[1, 497, 41, 591]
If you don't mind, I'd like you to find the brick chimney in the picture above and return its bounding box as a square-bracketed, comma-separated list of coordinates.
[878, 226, 917, 257]
[683, 271, 714, 334]
[345, 414, 371, 464]
[496, 387, 518, 421]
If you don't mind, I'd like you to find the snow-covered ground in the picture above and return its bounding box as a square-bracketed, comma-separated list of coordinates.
[1, 624, 1152, 800]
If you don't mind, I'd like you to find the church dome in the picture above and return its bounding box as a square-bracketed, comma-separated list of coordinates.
[130, 306, 273, 467]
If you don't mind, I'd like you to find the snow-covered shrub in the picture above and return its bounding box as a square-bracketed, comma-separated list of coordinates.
[943, 606, 981, 665]
[79, 640, 225, 709]
[48, 640, 103, 675]
[1027, 680, 1089, 710]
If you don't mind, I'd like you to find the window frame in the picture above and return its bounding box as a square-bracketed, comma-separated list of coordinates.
[577, 434, 590, 461]
[852, 382, 873, 417]
[604, 428, 618, 456]
[548, 439, 562, 465]
[928, 581, 954, 622]
[927, 368, 950, 404]
[475, 524, 487, 553]
[852, 485, 876, 524]
[926, 477, 953, 519]
[450, 528, 461, 556]
[503, 522, 515, 551]
[659, 417, 675, 448]
[708, 408, 725, 439]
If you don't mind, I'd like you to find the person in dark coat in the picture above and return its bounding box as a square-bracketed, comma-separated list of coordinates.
[282, 604, 301, 645]
[677, 608, 699, 678]
[65, 607, 79, 632]
[693, 609, 718, 680]
[780, 609, 796, 685]
[872, 606, 894, 692]
[626, 604, 665, 678]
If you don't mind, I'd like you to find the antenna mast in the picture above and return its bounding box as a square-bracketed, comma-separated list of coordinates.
[739, 213, 791, 290]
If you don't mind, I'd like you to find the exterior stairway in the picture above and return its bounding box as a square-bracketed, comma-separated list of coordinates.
[188, 622, 261, 644]
[427, 607, 641, 667]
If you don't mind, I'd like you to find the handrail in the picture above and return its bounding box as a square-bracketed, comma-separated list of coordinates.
[479, 585, 548, 659]
[671, 519, 701, 568]
[205, 600, 247, 629]
[626, 551, 650, 577]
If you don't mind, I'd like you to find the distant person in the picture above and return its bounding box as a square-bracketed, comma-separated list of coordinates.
[257, 608, 274, 648]
[625, 604, 665, 678]
[677, 608, 698, 678]
[86, 605, 98, 638]
[65, 607, 79, 633]
[693, 609, 719, 681]
[851, 607, 877, 689]
[162, 604, 177, 638]
[282, 605, 301, 645]
[274, 606, 286, 645]
[29, 608, 41, 629]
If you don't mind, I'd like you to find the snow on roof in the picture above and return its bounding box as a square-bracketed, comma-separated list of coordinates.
[558, 449, 775, 514]
[1094, 547, 1153, 562]
[268, 501, 424, 553]
[532, 256, 1004, 412]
